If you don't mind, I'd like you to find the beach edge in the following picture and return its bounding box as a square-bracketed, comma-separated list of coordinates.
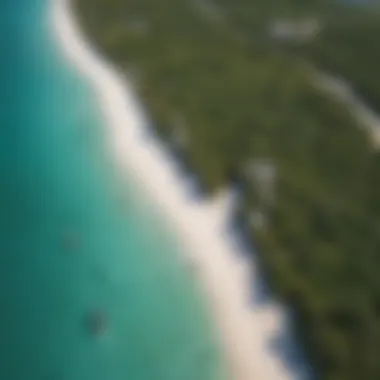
[51, 1, 295, 379]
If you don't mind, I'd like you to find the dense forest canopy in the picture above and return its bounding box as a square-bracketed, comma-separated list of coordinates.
[73, 0, 380, 379]
[217, 0, 380, 110]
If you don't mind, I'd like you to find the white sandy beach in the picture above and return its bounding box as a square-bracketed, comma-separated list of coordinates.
[52, 0, 296, 379]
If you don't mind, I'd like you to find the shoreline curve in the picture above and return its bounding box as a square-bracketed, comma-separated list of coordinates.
[51, 0, 297, 379]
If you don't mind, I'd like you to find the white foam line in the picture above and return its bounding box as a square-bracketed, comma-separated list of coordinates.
[52, 0, 296, 378]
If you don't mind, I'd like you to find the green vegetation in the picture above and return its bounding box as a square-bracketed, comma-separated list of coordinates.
[302, 7, 380, 111]
[216, 0, 380, 111]
[73, 0, 380, 379]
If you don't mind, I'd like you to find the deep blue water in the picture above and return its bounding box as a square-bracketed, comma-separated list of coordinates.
[0, 1, 224, 379]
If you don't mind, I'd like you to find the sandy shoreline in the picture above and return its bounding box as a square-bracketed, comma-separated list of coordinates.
[52, 0, 296, 379]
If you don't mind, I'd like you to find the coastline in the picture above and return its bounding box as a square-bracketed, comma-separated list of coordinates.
[51, 0, 296, 379]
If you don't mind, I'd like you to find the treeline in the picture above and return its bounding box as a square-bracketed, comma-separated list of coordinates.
[74, 0, 380, 379]
[302, 7, 380, 112]
[218, 0, 380, 114]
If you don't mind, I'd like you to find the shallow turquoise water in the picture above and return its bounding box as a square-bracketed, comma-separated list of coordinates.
[0, 1, 224, 379]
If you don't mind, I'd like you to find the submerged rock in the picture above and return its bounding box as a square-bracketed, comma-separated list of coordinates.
[61, 230, 80, 251]
[86, 310, 108, 337]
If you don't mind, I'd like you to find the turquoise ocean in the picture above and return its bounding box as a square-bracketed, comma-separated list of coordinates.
[0, 0, 225, 379]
